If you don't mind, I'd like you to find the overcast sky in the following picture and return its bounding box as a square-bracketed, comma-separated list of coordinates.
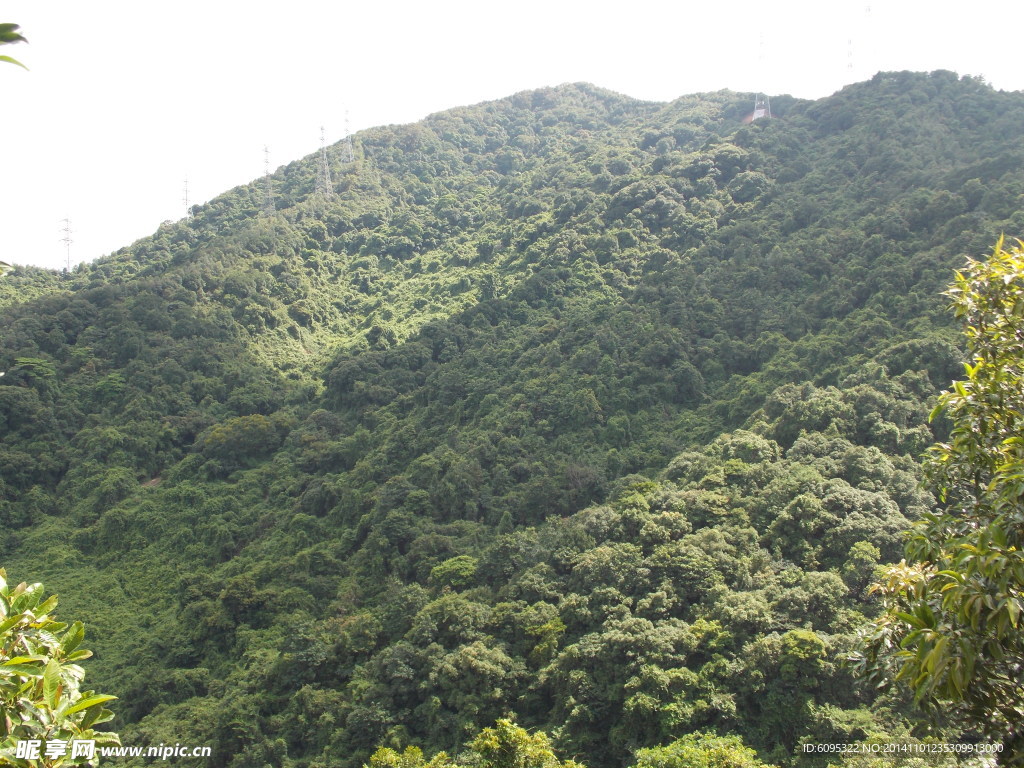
[3, 0, 1023, 270]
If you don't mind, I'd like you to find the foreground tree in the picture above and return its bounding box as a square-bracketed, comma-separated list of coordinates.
[856, 238, 1024, 757]
[367, 720, 582, 768]
[631, 732, 776, 768]
[0, 569, 120, 766]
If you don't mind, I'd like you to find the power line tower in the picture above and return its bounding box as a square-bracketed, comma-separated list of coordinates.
[752, 94, 772, 121]
[747, 33, 772, 124]
[183, 177, 193, 220]
[315, 126, 333, 197]
[342, 110, 354, 163]
[262, 146, 275, 216]
[59, 218, 72, 272]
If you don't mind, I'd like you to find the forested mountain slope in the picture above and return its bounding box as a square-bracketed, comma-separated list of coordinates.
[2, 71, 1023, 766]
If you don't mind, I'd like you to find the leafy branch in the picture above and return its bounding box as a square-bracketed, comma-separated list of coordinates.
[0, 23, 28, 70]
[0, 569, 120, 767]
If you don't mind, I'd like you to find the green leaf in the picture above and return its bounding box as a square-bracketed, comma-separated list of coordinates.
[60, 621, 85, 655]
[895, 611, 925, 629]
[34, 594, 58, 617]
[2, 655, 47, 665]
[43, 658, 61, 710]
[81, 703, 105, 729]
[0, 54, 27, 70]
[0, 663, 44, 676]
[0, 23, 28, 41]
[92, 709, 116, 726]
[91, 730, 121, 745]
[64, 694, 117, 716]
[0, 613, 26, 634]
[1007, 598, 1021, 628]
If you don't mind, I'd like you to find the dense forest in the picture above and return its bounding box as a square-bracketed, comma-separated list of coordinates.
[2, 71, 1024, 767]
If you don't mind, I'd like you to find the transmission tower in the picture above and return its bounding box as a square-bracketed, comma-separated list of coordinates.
[747, 30, 772, 123]
[752, 94, 771, 120]
[262, 146, 275, 216]
[342, 110, 354, 163]
[315, 126, 333, 196]
[183, 177, 193, 220]
[59, 218, 72, 272]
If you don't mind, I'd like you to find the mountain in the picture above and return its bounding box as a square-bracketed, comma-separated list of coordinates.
[2, 71, 1023, 767]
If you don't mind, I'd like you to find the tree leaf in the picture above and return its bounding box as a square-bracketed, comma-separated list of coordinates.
[0, 614, 27, 634]
[43, 658, 61, 710]
[0, 54, 27, 70]
[64, 694, 117, 716]
[2, 655, 47, 665]
[34, 594, 58, 617]
[60, 621, 85, 655]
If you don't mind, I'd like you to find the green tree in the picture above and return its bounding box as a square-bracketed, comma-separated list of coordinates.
[0, 569, 120, 766]
[630, 732, 776, 768]
[468, 719, 583, 768]
[367, 745, 456, 768]
[367, 720, 581, 768]
[856, 238, 1024, 756]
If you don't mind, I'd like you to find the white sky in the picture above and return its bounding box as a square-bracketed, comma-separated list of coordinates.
[2, 0, 1022, 270]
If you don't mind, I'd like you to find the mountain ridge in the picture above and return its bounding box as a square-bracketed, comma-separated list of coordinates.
[1, 70, 1022, 766]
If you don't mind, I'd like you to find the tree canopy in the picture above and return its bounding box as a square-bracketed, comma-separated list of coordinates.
[857, 238, 1024, 757]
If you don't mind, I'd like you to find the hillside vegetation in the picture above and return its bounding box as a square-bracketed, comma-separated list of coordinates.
[2, 71, 1023, 766]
